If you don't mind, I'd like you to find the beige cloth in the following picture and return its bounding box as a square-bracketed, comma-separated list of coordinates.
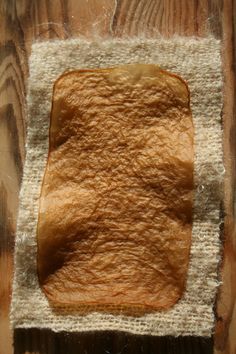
[11, 37, 223, 336]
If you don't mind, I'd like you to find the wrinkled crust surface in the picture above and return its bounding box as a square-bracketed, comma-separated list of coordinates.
[37, 64, 194, 311]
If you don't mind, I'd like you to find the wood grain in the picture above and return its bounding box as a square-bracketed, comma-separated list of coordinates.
[0, 1, 235, 353]
[214, 1, 236, 353]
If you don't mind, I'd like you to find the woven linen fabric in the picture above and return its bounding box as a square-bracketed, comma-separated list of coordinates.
[11, 37, 223, 336]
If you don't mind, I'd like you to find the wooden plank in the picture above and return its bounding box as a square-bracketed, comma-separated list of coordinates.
[13, 329, 213, 354]
[214, 1, 236, 353]
[0, 1, 235, 353]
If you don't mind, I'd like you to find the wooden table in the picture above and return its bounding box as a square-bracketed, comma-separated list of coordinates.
[0, 1, 235, 353]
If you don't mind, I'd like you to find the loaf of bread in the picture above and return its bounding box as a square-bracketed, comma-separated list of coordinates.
[37, 64, 194, 311]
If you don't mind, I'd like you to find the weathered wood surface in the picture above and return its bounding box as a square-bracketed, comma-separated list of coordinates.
[0, 1, 235, 353]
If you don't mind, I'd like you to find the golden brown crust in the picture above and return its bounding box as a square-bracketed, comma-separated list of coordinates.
[37, 64, 194, 312]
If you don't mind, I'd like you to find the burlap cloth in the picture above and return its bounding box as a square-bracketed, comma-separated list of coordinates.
[11, 37, 223, 336]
